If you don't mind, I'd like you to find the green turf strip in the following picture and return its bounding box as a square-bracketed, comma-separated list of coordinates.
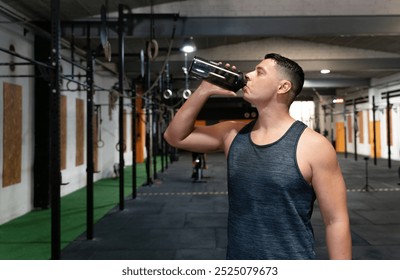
[0, 160, 164, 260]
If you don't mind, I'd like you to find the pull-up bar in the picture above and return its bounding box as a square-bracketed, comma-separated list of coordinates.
[0, 46, 54, 70]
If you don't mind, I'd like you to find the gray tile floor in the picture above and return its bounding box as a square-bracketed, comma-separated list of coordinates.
[61, 151, 400, 260]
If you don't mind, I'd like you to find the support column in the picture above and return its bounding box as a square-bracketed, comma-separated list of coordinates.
[131, 81, 137, 199]
[386, 92, 391, 168]
[353, 99, 358, 161]
[50, 0, 61, 260]
[86, 35, 95, 239]
[118, 4, 125, 210]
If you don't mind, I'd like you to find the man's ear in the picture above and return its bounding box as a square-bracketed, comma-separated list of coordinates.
[277, 80, 292, 94]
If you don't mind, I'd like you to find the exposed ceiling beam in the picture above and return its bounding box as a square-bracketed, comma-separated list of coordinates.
[59, 15, 400, 39]
[124, 58, 400, 77]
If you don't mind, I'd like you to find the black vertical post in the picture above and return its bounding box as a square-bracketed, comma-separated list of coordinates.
[144, 41, 153, 186]
[153, 101, 158, 180]
[118, 4, 125, 210]
[372, 96, 377, 165]
[50, 0, 61, 260]
[161, 142, 165, 172]
[387, 92, 391, 168]
[33, 36, 51, 209]
[164, 136, 168, 169]
[161, 118, 165, 173]
[353, 99, 357, 161]
[164, 111, 169, 169]
[131, 82, 137, 199]
[164, 63, 170, 169]
[86, 32, 95, 240]
[362, 156, 374, 192]
[159, 77, 164, 173]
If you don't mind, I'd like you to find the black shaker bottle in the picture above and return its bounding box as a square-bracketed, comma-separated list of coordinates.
[188, 56, 246, 92]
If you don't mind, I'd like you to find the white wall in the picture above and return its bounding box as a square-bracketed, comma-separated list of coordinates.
[371, 74, 400, 161]
[290, 101, 315, 129]
[0, 17, 134, 224]
[0, 17, 35, 224]
[323, 74, 400, 161]
[58, 51, 123, 196]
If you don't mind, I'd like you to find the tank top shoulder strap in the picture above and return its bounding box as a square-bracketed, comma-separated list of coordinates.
[239, 120, 256, 134]
[283, 121, 307, 145]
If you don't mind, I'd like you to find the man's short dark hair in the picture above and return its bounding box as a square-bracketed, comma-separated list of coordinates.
[264, 53, 304, 96]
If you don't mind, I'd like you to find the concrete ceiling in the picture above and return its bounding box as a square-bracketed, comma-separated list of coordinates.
[2, 0, 400, 99]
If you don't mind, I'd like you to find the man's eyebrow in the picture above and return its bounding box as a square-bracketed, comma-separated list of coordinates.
[256, 66, 266, 72]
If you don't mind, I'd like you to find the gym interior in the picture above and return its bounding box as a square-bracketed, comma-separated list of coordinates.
[0, 0, 400, 260]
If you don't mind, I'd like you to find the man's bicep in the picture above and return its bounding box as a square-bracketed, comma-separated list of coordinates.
[181, 125, 226, 153]
[312, 144, 348, 223]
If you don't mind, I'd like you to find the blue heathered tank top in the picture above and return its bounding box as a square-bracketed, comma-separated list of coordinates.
[226, 120, 316, 260]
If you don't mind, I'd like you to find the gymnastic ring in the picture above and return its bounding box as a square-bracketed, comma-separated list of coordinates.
[182, 89, 192, 99]
[147, 39, 159, 61]
[115, 142, 126, 152]
[96, 140, 105, 148]
[66, 80, 78, 91]
[163, 89, 173, 99]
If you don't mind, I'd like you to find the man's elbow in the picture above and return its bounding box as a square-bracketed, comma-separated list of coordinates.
[163, 130, 179, 148]
[163, 130, 173, 145]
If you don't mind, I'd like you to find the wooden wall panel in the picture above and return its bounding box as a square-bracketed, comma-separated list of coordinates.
[75, 99, 84, 166]
[335, 122, 345, 153]
[369, 121, 382, 158]
[367, 110, 370, 143]
[134, 84, 145, 163]
[3, 82, 22, 187]
[358, 111, 364, 144]
[60, 95, 67, 170]
[347, 115, 353, 143]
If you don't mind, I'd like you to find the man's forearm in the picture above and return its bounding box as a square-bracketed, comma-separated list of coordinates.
[326, 222, 352, 259]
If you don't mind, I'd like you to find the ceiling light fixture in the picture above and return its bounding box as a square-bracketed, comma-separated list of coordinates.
[320, 69, 331, 74]
[180, 36, 197, 53]
[333, 98, 344, 104]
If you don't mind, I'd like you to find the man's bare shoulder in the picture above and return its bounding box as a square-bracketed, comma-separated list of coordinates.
[300, 127, 338, 164]
[302, 127, 330, 144]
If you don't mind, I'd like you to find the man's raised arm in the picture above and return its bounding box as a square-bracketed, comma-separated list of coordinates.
[163, 81, 236, 153]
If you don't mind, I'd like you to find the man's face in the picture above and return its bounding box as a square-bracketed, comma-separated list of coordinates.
[242, 59, 281, 104]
